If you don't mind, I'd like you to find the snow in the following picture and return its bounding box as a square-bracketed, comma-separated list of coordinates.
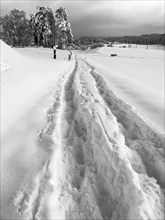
[1, 41, 165, 220]
[1, 41, 73, 137]
[77, 46, 164, 133]
[1, 41, 75, 219]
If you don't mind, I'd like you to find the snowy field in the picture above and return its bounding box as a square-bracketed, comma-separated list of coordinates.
[1, 41, 165, 220]
[78, 46, 164, 133]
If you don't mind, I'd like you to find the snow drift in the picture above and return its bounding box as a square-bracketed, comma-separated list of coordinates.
[78, 46, 164, 133]
[1, 40, 73, 137]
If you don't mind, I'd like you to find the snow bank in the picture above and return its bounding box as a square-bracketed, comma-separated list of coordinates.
[1, 40, 73, 137]
[1, 40, 75, 219]
[77, 46, 164, 133]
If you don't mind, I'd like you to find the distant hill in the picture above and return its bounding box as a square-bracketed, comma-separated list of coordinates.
[75, 33, 165, 46]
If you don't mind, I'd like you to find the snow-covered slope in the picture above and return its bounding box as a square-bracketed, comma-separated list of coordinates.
[1, 42, 165, 220]
[1, 41, 75, 219]
[77, 46, 164, 133]
[1, 41, 73, 137]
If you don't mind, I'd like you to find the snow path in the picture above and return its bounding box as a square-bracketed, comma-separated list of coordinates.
[2, 56, 164, 219]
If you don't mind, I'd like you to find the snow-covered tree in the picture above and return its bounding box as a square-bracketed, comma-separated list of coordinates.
[30, 6, 55, 46]
[30, 6, 74, 48]
[55, 7, 74, 48]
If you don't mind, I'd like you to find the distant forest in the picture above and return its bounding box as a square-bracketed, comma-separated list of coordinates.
[74, 34, 165, 46]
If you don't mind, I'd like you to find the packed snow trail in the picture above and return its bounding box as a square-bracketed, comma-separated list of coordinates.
[2, 56, 164, 220]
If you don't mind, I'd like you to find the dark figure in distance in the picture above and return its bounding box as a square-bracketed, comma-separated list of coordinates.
[53, 46, 56, 59]
[68, 50, 72, 61]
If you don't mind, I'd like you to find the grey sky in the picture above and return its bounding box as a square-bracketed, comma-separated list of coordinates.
[1, 0, 164, 38]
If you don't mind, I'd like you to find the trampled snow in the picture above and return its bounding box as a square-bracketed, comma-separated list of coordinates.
[1, 41, 165, 220]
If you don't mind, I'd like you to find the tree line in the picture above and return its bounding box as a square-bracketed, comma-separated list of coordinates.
[109, 34, 165, 46]
[0, 7, 74, 48]
[75, 34, 165, 47]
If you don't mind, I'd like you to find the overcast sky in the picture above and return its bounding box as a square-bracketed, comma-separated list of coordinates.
[1, 0, 164, 38]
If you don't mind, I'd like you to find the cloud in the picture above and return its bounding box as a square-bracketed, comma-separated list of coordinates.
[1, 0, 164, 38]
[54, 0, 164, 37]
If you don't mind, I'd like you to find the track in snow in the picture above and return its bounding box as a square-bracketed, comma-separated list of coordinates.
[10, 58, 164, 220]
[84, 60, 165, 189]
